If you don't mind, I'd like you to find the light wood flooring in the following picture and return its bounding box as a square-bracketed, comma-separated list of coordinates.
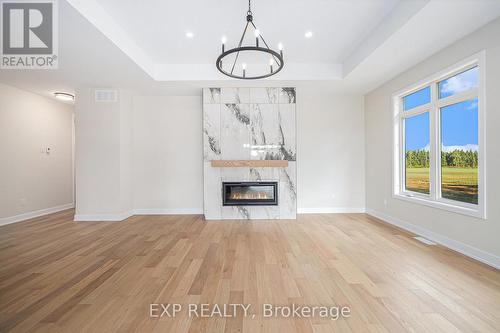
[0, 209, 499, 332]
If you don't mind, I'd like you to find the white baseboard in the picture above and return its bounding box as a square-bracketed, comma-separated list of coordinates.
[0, 203, 74, 226]
[366, 208, 500, 270]
[74, 208, 203, 222]
[74, 211, 133, 222]
[298, 207, 366, 214]
[133, 208, 203, 215]
[74, 207, 365, 221]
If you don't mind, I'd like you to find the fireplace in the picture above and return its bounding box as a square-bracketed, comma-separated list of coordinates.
[222, 182, 278, 206]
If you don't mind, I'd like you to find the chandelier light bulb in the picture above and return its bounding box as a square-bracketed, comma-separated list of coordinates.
[242, 63, 247, 70]
[221, 36, 227, 44]
[269, 58, 274, 66]
[278, 43, 283, 50]
[254, 29, 260, 37]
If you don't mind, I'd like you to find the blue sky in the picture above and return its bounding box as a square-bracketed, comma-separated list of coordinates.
[405, 112, 429, 151]
[404, 67, 478, 151]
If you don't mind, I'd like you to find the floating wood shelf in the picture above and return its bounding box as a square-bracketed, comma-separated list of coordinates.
[211, 160, 289, 168]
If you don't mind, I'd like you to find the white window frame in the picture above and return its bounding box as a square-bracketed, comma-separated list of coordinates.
[392, 51, 486, 219]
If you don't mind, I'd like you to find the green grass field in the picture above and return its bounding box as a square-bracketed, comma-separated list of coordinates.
[405, 167, 478, 204]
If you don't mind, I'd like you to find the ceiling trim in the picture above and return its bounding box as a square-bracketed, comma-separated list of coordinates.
[65, 0, 500, 91]
[66, 0, 345, 81]
[343, 0, 430, 76]
[154, 63, 343, 81]
[66, 0, 156, 78]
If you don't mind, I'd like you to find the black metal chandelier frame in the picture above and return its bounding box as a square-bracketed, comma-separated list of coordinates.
[216, 0, 284, 80]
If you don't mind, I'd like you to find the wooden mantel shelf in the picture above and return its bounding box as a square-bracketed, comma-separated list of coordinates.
[211, 160, 288, 168]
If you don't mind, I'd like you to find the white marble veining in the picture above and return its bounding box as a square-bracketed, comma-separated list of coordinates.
[249, 167, 277, 181]
[220, 104, 250, 160]
[221, 167, 250, 182]
[221, 88, 250, 104]
[277, 104, 296, 161]
[203, 87, 296, 220]
[203, 104, 221, 161]
[250, 104, 281, 160]
[248, 205, 280, 219]
[203, 88, 221, 104]
[279, 87, 296, 104]
[279, 162, 297, 219]
[250, 87, 278, 104]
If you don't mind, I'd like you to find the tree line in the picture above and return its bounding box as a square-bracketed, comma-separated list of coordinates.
[405, 149, 478, 168]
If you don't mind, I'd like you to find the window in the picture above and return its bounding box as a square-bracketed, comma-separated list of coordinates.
[404, 86, 431, 110]
[440, 99, 478, 204]
[393, 53, 485, 218]
[404, 112, 430, 194]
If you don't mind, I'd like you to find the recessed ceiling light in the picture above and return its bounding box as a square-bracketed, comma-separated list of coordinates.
[54, 92, 74, 102]
[185, 31, 194, 38]
[305, 31, 313, 38]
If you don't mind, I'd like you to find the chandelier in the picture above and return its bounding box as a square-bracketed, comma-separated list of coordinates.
[216, 0, 284, 80]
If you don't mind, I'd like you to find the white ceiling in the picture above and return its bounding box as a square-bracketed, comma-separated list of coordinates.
[65, 0, 500, 83]
[96, 0, 400, 64]
[1, 0, 500, 99]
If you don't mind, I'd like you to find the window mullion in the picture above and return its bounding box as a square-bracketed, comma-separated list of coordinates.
[429, 83, 439, 201]
[437, 88, 478, 108]
[400, 112, 405, 194]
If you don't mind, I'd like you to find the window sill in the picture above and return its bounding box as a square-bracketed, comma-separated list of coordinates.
[393, 193, 485, 219]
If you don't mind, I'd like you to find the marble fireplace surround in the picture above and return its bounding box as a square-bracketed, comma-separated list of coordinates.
[203, 87, 297, 220]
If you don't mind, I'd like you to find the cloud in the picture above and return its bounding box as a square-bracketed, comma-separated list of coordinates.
[467, 100, 478, 110]
[442, 144, 478, 152]
[440, 69, 477, 95]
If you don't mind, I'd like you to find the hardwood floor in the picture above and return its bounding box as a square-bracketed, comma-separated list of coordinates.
[0, 209, 499, 332]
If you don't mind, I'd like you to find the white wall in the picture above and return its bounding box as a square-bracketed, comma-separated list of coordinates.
[0, 83, 74, 223]
[132, 96, 203, 212]
[75, 88, 133, 219]
[364, 18, 500, 263]
[75, 86, 365, 218]
[132, 88, 364, 213]
[297, 87, 365, 212]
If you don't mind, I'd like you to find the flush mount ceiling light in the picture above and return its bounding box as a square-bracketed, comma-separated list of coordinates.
[54, 92, 75, 102]
[185, 31, 194, 38]
[216, 0, 284, 80]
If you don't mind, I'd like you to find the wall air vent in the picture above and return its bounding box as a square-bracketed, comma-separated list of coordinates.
[94, 89, 118, 102]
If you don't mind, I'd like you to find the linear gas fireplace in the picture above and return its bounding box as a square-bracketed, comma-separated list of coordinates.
[222, 182, 278, 206]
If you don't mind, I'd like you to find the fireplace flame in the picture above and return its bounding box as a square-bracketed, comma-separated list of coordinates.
[230, 192, 270, 200]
